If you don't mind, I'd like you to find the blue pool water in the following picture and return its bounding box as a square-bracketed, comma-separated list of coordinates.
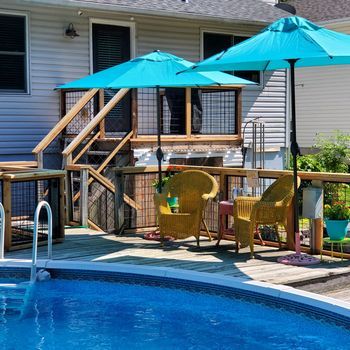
[0, 278, 350, 350]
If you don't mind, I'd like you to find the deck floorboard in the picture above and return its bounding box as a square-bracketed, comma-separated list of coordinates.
[5, 228, 350, 301]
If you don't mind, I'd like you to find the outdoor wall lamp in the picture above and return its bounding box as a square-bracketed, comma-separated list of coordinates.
[65, 23, 79, 38]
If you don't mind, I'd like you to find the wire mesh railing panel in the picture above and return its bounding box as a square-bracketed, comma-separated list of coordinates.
[137, 89, 157, 135]
[70, 171, 81, 223]
[137, 88, 237, 136]
[64, 90, 97, 136]
[10, 179, 60, 246]
[199, 89, 236, 135]
[88, 181, 115, 232]
[43, 135, 63, 170]
[202, 174, 220, 233]
[103, 89, 132, 136]
[124, 173, 158, 229]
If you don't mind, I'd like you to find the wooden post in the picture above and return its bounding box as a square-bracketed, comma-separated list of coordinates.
[37, 151, 44, 169]
[131, 89, 138, 137]
[312, 218, 323, 254]
[235, 88, 242, 137]
[2, 179, 12, 251]
[80, 168, 89, 227]
[48, 178, 59, 239]
[310, 180, 324, 254]
[114, 170, 125, 235]
[65, 171, 73, 225]
[98, 89, 105, 139]
[219, 172, 227, 201]
[185, 88, 192, 138]
[59, 175, 66, 238]
[286, 200, 295, 250]
[63, 154, 72, 167]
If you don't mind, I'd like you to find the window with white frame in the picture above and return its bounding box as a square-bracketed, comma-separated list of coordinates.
[0, 13, 28, 93]
[202, 31, 261, 85]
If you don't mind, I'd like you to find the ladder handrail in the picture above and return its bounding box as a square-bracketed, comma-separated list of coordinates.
[30, 201, 53, 283]
[0, 203, 4, 260]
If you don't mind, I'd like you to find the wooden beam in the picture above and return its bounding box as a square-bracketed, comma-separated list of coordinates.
[96, 131, 133, 173]
[185, 88, 191, 138]
[235, 88, 242, 138]
[33, 88, 99, 154]
[70, 164, 141, 211]
[3, 179, 11, 251]
[130, 135, 243, 143]
[0, 161, 37, 168]
[98, 89, 105, 139]
[62, 88, 130, 156]
[88, 219, 104, 231]
[73, 131, 101, 164]
[131, 89, 138, 138]
[80, 168, 89, 227]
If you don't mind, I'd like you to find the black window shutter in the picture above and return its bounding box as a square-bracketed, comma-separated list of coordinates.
[0, 14, 26, 91]
[203, 32, 233, 59]
[92, 24, 130, 73]
[92, 24, 131, 133]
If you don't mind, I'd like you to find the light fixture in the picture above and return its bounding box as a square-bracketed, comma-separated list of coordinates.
[65, 23, 79, 39]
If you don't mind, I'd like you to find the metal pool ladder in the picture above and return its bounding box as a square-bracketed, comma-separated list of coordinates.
[30, 201, 53, 282]
[0, 201, 53, 318]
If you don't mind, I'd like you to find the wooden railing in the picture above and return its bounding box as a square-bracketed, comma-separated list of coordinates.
[32, 89, 99, 168]
[115, 165, 350, 258]
[0, 169, 65, 251]
[65, 164, 141, 231]
[62, 88, 130, 164]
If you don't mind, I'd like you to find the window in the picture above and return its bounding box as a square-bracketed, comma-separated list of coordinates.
[203, 32, 261, 85]
[0, 13, 28, 93]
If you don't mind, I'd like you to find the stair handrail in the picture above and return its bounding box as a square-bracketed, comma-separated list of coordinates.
[62, 88, 130, 162]
[30, 201, 53, 283]
[0, 202, 4, 260]
[32, 88, 99, 166]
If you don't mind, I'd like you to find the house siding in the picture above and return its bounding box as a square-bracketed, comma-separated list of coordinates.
[295, 21, 350, 148]
[0, 1, 286, 162]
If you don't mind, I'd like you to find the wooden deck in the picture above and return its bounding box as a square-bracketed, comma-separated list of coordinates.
[6, 228, 350, 302]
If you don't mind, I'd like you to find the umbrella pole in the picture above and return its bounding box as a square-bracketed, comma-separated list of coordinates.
[289, 59, 301, 255]
[277, 60, 320, 266]
[156, 86, 163, 193]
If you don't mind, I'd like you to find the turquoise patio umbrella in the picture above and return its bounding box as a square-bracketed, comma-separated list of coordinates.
[189, 16, 350, 265]
[59, 51, 254, 192]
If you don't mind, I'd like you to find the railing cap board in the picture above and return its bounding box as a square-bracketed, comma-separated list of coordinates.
[2, 169, 66, 181]
[115, 165, 350, 183]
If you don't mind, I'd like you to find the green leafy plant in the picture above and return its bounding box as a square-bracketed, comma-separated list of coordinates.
[314, 131, 350, 173]
[152, 175, 172, 192]
[324, 202, 350, 221]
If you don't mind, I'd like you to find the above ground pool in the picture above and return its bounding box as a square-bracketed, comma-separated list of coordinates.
[0, 265, 350, 350]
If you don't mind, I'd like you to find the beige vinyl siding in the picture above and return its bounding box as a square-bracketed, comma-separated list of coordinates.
[0, 1, 286, 158]
[295, 21, 350, 148]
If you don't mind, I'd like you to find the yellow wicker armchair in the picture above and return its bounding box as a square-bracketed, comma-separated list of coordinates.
[154, 170, 218, 246]
[233, 174, 301, 257]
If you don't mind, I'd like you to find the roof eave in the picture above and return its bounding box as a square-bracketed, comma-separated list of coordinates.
[20, 0, 282, 25]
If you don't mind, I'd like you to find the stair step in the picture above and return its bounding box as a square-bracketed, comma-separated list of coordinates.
[87, 151, 110, 156]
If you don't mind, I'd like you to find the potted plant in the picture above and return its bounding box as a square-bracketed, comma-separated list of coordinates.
[324, 202, 350, 240]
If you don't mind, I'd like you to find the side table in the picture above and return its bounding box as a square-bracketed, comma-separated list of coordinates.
[216, 200, 234, 246]
[321, 237, 350, 261]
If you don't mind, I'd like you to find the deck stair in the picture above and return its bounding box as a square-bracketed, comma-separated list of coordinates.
[32, 88, 134, 232]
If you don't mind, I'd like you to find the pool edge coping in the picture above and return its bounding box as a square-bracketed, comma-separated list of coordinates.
[1, 258, 350, 320]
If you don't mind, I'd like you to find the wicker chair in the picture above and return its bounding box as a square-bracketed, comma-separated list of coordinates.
[154, 170, 218, 246]
[233, 174, 300, 257]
